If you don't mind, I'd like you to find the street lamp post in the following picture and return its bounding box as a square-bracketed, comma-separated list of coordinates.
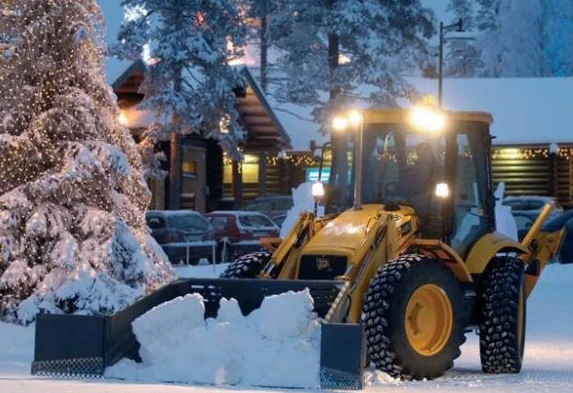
[438, 19, 463, 108]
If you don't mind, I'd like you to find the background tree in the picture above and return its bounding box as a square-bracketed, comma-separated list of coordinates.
[478, 0, 545, 77]
[445, 0, 482, 77]
[114, 0, 248, 209]
[0, 0, 174, 324]
[267, 0, 435, 127]
[241, 0, 278, 93]
[447, 0, 573, 77]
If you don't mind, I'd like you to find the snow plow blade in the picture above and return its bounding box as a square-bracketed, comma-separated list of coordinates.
[32, 277, 365, 389]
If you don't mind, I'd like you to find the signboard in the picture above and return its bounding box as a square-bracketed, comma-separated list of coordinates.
[306, 168, 331, 183]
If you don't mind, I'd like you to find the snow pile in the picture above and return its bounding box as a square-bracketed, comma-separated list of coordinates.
[106, 289, 321, 389]
[494, 182, 518, 240]
[364, 368, 401, 386]
[280, 182, 324, 238]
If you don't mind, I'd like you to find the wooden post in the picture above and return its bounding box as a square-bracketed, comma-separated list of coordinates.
[259, 151, 267, 197]
[549, 148, 558, 198]
[232, 160, 243, 209]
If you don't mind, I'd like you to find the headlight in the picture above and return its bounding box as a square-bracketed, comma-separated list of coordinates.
[312, 181, 325, 198]
[410, 105, 447, 132]
[435, 182, 450, 198]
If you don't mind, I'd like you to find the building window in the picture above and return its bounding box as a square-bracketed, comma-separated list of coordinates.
[182, 160, 197, 176]
[242, 154, 259, 183]
[223, 154, 259, 184]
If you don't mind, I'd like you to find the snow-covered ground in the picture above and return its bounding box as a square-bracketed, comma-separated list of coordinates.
[1, 262, 573, 393]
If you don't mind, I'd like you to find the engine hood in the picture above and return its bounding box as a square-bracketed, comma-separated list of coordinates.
[302, 204, 415, 256]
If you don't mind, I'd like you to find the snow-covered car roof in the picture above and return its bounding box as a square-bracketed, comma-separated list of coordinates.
[207, 210, 272, 217]
[503, 196, 558, 202]
[147, 210, 205, 217]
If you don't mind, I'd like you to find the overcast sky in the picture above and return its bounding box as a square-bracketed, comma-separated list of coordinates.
[98, 0, 450, 83]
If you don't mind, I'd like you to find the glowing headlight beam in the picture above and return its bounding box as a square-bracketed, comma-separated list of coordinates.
[410, 106, 447, 132]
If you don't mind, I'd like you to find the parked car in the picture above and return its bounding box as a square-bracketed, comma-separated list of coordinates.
[271, 213, 287, 229]
[146, 210, 216, 265]
[513, 211, 573, 264]
[207, 211, 280, 262]
[243, 195, 293, 219]
[502, 196, 564, 221]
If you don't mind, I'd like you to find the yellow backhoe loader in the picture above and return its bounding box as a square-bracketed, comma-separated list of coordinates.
[219, 106, 570, 383]
[32, 105, 571, 389]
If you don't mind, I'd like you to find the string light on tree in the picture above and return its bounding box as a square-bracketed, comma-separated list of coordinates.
[0, 0, 173, 324]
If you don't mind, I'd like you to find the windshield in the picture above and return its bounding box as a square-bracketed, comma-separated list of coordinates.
[327, 124, 445, 213]
[168, 213, 208, 232]
[238, 214, 275, 228]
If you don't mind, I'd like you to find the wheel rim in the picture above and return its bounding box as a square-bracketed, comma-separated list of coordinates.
[405, 284, 453, 356]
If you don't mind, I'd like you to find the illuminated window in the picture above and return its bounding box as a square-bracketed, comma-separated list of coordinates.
[223, 154, 259, 184]
[224, 164, 233, 183]
[182, 160, 197, 175]
[242, 154, 259, 183]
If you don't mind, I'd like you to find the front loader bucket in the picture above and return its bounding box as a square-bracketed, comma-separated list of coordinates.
[178, 277, 339, 318]
[179, 278, 366, 389]
[32, 277, 365, 389]
[321, 322, 365, 389]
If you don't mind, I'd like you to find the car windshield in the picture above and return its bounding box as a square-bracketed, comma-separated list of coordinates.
[168, 213, 208, 231]
[238, 214, 274, 228]
[146, 215, 165, 229]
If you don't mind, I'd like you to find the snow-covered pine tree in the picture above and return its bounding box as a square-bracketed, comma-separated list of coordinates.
[268, 0, 435, 127]
[444, 0, 482, 77]
[478, 0, 546, 77]
[113, 0, 248, 208]
[0, 0, 174, 324]
[447, 0, 573, 77]
[241, 0, 277, 92]
[544, 0, 573, 76]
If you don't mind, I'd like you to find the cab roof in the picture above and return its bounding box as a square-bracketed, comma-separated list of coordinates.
[360, 108, 494, 126]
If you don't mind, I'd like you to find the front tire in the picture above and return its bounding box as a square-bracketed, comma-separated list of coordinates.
[362, 254, 466, 380]
[220, 250, 271, 278]
[478, 257, 526, 374]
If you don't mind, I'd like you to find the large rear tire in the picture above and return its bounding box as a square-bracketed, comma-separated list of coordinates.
[220, 250, 271, 278]
[478, 256, 526, 374]
[362, 254, 466, 380]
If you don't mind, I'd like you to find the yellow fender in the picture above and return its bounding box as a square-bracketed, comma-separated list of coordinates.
[465, 232, 530, 275]
[411, 239, 473, 283]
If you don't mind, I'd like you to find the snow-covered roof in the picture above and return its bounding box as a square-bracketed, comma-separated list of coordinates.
[147, 210, 204, 217]
[108, 56, 573, 151]
[208, 210, 269, 216]
[263, 76, 573, 151]
[111, 63, 291, 149]
[105, 58, 133, 85]
[410, 77, 573, 146]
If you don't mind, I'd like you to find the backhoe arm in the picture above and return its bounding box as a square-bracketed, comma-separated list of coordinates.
[260, 212, 321, 279]
[521, 203, 567, 298]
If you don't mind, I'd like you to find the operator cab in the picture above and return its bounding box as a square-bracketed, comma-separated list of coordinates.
[325, 108, 495, 258]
